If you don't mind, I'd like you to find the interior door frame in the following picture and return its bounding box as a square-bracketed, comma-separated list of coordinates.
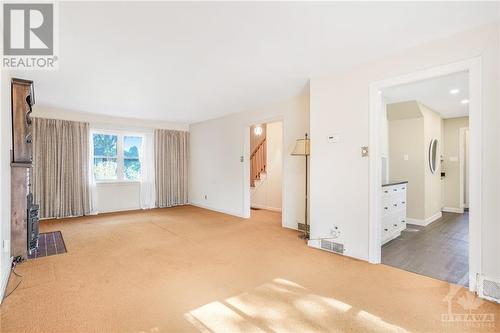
[368, 57, 482, 292]
[459, 127, 469, 210]
[243, 116, 285, 224]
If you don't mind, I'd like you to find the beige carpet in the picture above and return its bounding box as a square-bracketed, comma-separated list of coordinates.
[1, 206, 499, 333]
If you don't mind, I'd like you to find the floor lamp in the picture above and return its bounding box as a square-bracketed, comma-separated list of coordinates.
[291, 133, 310, 240]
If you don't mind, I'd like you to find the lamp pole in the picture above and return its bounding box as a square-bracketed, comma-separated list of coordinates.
[300, 133, 309, 240]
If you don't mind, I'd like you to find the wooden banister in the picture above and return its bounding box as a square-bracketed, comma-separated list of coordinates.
[250, 138, 266, 187]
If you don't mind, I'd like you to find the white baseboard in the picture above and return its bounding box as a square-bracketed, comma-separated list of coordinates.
[188, 202, 246, 218]
[250, 204, 282, 212]
[0, 257, 13, 304]
[442, 207, 464, 214]
[282, 224, 299, 231]
[407, 212, 442, 226]
[406, 218, 425, 226]
[308, 238, 321, 249]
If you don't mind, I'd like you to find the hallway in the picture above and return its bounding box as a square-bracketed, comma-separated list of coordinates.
[382, 212, 469, 285]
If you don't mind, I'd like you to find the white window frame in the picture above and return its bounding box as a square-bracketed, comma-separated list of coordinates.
[91, 129, 145, 183]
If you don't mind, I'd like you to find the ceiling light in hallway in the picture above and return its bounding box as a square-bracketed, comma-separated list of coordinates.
[254, 125, 263, 136]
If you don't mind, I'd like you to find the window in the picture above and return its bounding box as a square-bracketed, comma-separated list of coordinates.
[93, 132, 143, 181]
[123, 136, 142, 180]
[93, 134, 118, 180]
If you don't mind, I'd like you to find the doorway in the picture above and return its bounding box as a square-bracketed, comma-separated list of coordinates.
[368, 58, 481, 291]
[249, 121, 283, 217]
[378, 71, 470, 286]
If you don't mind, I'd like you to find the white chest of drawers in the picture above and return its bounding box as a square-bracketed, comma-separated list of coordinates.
[382, 182, 407, 245]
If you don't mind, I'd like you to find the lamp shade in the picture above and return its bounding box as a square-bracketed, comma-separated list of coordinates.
[291, 138, 310, 156]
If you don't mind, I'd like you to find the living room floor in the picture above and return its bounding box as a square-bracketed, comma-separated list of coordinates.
[1, 206, 499, 333]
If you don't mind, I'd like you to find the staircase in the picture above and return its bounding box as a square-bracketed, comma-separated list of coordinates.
[250, 138, 266, 187]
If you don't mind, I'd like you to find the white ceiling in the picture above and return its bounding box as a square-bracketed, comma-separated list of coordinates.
[383, 71, 469, 119]
[12, 2, 497, 123]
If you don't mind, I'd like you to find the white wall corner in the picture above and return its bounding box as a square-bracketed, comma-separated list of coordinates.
[0, 257, 13, 304]
[425, 211, 442, 225]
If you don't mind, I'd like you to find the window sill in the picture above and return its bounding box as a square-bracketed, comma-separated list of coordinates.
[96, 180, 141, 186]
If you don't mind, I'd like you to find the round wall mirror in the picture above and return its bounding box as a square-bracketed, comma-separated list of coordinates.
[429, 138, 439, 174]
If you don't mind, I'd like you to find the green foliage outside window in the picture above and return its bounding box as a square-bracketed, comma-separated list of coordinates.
[93, 134, 142, 181]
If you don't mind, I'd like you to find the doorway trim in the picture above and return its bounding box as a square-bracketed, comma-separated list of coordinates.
[368, 57, 482, 292]
[459, 127, 469, 211]
[243, 116, 285, 225]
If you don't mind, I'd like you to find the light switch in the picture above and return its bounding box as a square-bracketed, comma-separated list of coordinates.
[361, 146, 369, 157]
[327, 134, 340, 143]
[3, 239, 10, 253]
[403, 154, 409, 161]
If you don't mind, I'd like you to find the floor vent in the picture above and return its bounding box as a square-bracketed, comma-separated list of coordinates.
[320, 239, 344, 254]
[478, 276, 500, 303]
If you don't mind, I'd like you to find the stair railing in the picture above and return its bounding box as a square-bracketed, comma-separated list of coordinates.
[250, 138, 266, 187]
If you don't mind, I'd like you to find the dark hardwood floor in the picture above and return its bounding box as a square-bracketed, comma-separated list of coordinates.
[382, 211, 469, 286]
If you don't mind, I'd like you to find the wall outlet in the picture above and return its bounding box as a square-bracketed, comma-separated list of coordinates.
[330, 226, 341, 238]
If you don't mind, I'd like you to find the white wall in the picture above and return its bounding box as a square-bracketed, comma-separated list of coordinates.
[421, 104, 443, 220]
[387, 101, 443, 222]
[95, 182, 141, 213]
[380, 99, 389, 184]
[389, 117, 425, 220]
[251, 121, 283, 211]
[32, 106, 188, 214]
[0, 70, 13, 302]
[189, 89, 309, 229]
[442, 117, 469, 210]
[309, 20, 499, 281]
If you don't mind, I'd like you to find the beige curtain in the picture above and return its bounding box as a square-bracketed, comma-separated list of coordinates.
[154, 129, 189, 207]
[33, 117, 92, 218]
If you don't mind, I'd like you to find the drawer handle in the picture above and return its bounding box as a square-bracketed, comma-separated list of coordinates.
[393, 224, 398, 227]
[393, 204, 397, 207]
[384, 207, 388, 210]
[384, 190, 388, 193]
[384, 228, 388, 231]
[393, 189, 397, 191]
[402, 201, 406, 204]
[402, 220, 406, 223]
[402, 187, 406, 190]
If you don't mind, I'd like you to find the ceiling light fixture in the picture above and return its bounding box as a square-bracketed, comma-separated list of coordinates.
[449, 89, 460, 94]
[461, 99, 469, 104]
[254, 125, 263, 136]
